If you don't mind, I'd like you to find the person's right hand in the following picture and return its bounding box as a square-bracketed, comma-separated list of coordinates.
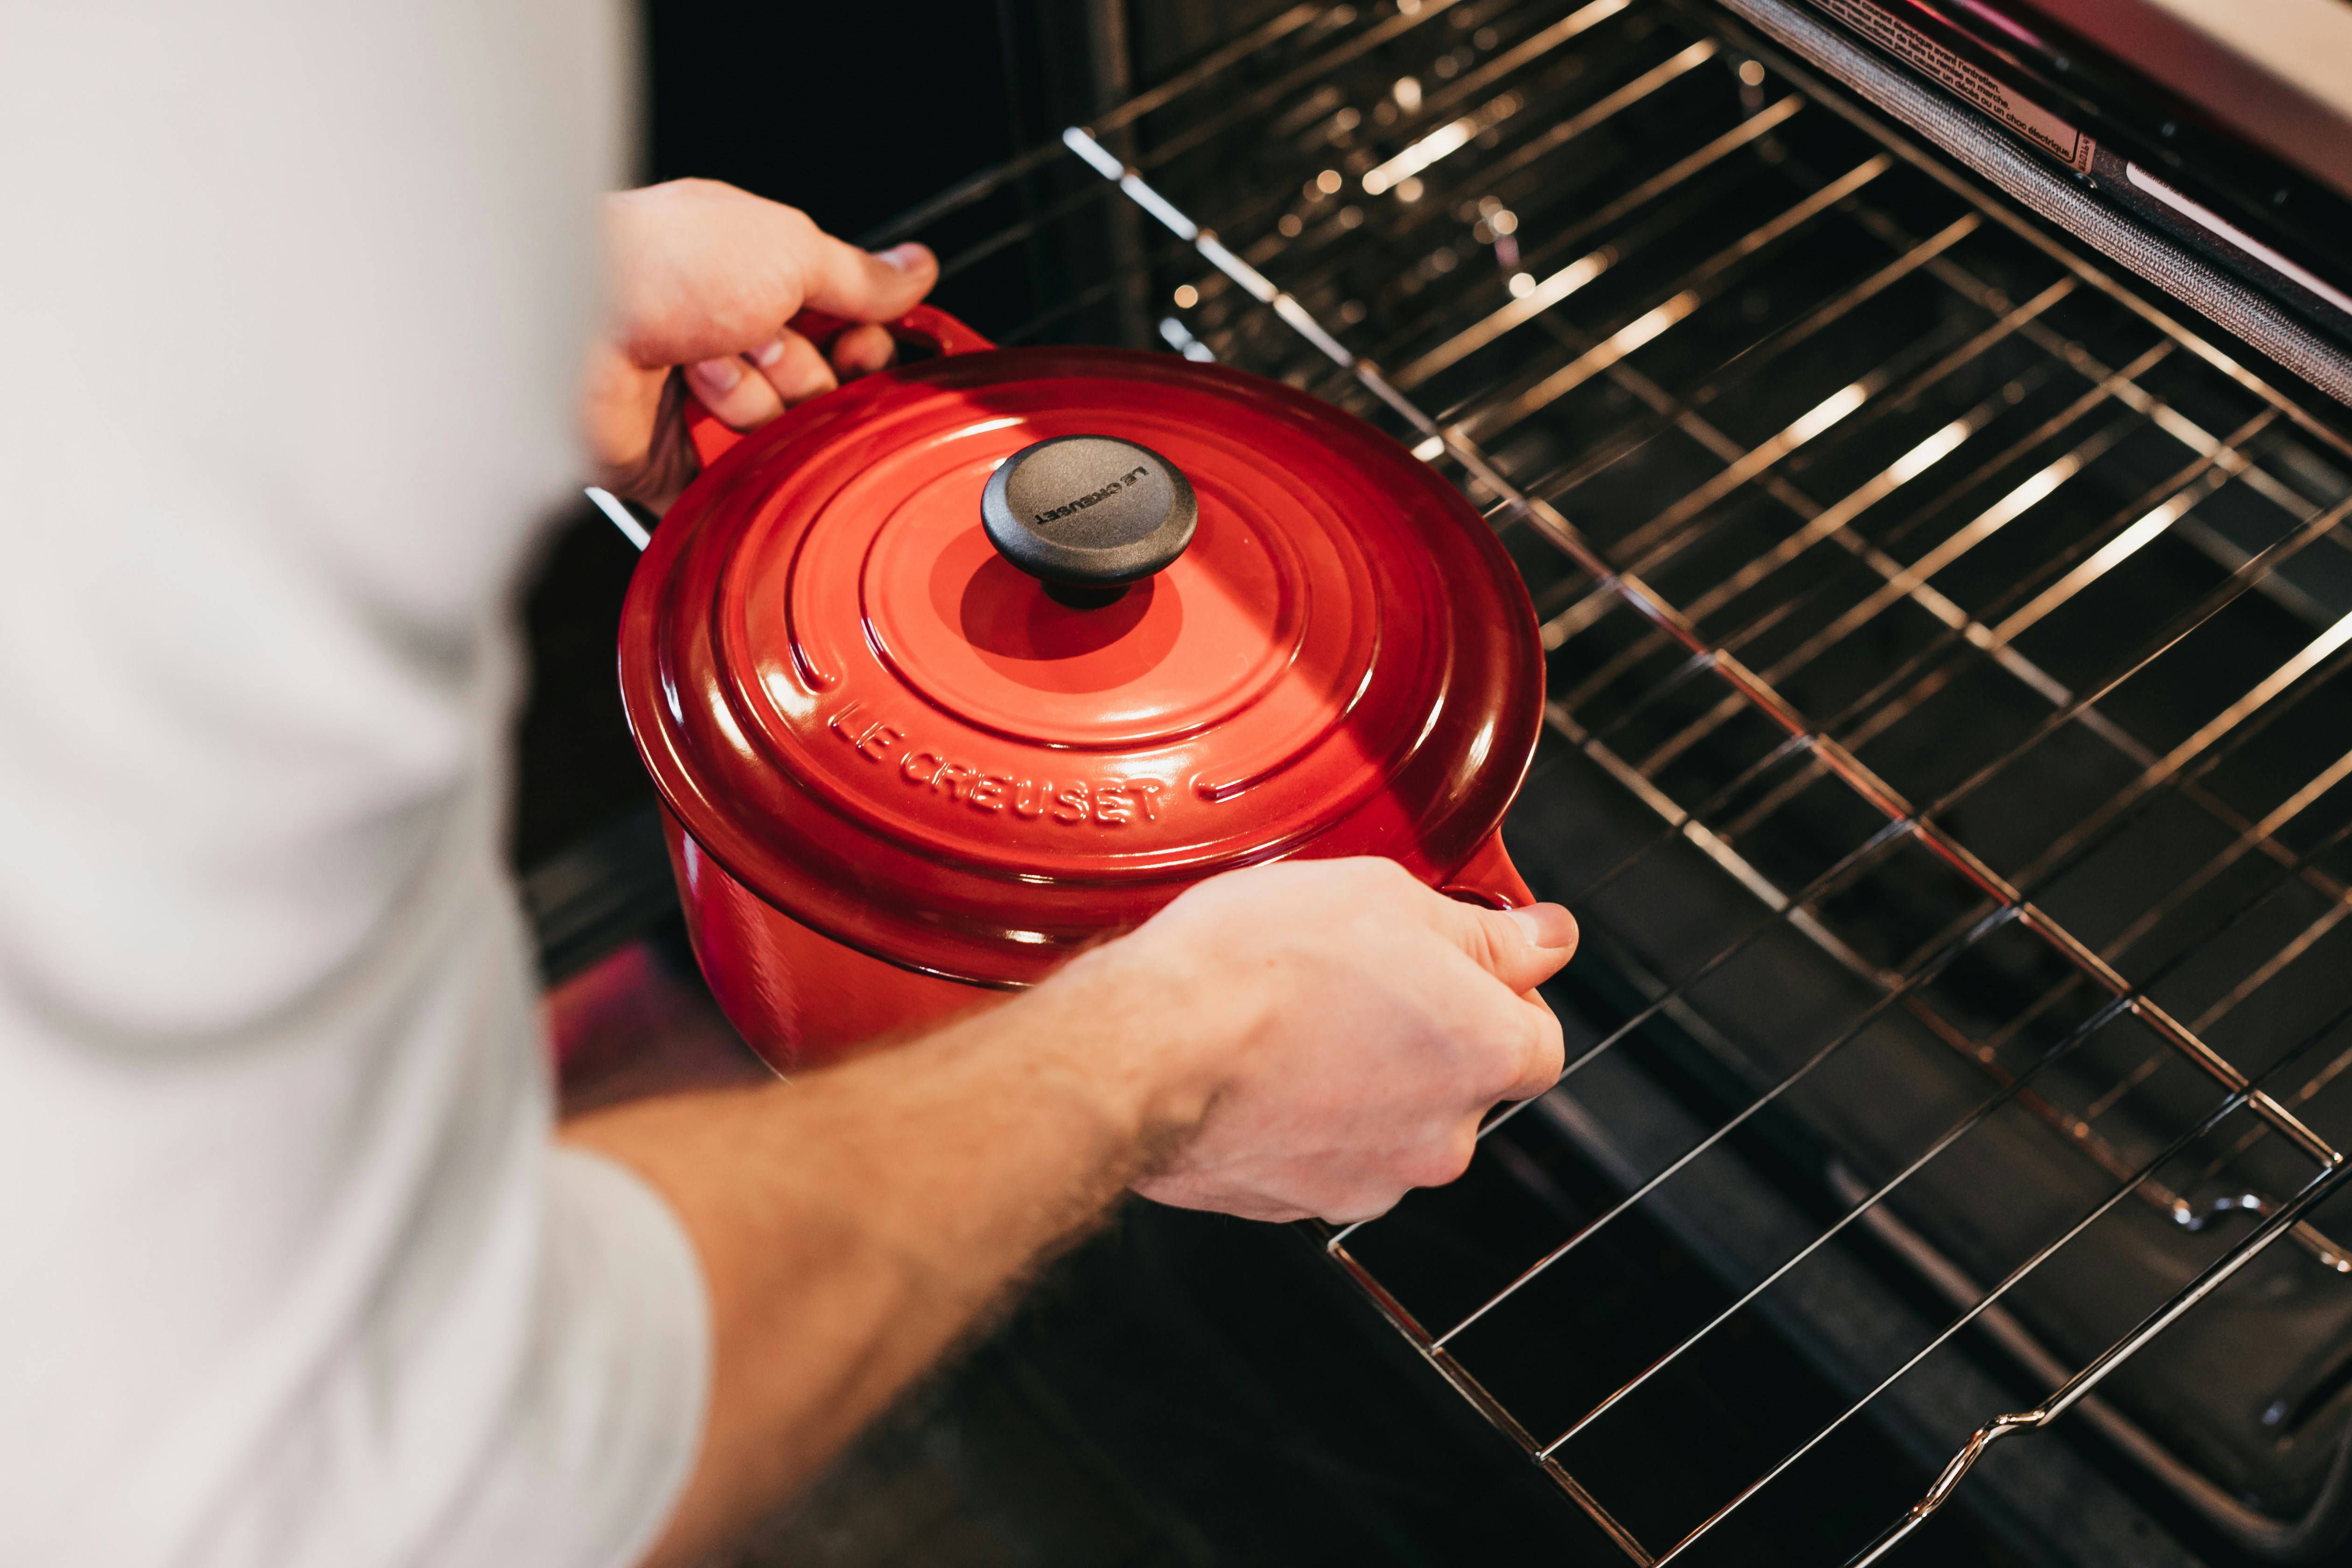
[1072, 857, 1577, 1224]
[572, 854, 1574, 1567]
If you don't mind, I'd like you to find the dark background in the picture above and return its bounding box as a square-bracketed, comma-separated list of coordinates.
[643, 4, 1019, 240]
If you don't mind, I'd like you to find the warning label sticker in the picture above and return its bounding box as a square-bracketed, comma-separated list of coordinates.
[1808, 0, 2097, 172]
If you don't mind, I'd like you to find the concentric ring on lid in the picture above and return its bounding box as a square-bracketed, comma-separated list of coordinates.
[619, 346, 1540, 985]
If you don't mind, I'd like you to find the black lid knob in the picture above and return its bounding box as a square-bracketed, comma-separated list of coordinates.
[981, 435, 1197, 602]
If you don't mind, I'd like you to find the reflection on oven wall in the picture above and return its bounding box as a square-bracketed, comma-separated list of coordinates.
[639, 2, 2352, 1564]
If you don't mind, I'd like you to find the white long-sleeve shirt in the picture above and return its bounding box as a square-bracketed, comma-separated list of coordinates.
[0, 5, 708, 1564]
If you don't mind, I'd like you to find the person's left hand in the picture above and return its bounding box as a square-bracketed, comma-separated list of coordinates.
[586, 178, 938, 511]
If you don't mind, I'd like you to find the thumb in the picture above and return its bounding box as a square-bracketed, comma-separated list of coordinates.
[797, 237, 938, 323]
[1441, 898, 1579, 994]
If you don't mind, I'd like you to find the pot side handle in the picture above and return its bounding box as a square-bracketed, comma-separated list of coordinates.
[1439, 831, 1536, 910]
[685, 303, 997, 467]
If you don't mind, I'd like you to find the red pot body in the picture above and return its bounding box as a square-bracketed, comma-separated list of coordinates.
[668, 804, 1531, 1067]
[622, 306, 1544, 1074]
[662, 806, 985, 1066]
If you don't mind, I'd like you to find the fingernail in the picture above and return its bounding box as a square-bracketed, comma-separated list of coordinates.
[688, 356, 742, 393]
[1505, 903, 1577, 950]
[750, 338, 787, 368]
[877, 242, 929, 273]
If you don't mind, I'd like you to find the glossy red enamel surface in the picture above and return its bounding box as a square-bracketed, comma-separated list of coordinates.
[619, 342, 1542, 999]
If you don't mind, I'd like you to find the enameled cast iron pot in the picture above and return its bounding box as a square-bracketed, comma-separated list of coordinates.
[618, 306, 1543, 1072]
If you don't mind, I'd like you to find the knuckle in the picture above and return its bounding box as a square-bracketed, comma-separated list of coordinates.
[1513, 1007, 1563, 1078]
[1519, 1031, 1564, 1097]
[1530, 1014, 1566, 1079]
[1475, 1009, 1557, 1101]
[1460, 913, 1510, 976]
[1409, 1127, 1478, 1190]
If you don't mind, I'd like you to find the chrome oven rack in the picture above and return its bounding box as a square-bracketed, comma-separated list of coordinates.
[868, 1, 2352, 1561]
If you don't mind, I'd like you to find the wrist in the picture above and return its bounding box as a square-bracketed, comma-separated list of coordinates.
[1027, 931, 1249, 1168]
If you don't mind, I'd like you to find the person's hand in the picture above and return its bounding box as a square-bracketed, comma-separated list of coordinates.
[569, 855, 1572, 1564]
[1072, 857, 1578, 1224]
[586, 179, 938, 511]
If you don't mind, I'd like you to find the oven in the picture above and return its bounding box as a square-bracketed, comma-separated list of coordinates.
[538, 2, 2352, 1561]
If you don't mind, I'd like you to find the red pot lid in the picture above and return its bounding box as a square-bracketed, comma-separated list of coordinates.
[619, 338, 1541, 986]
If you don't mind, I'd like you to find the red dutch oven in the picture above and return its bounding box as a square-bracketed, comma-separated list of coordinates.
[618, 305, 1544, 1072]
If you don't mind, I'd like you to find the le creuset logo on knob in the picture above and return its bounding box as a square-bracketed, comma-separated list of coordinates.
[1032, 465, 1150, 527]
[981, 434, 1197, 593]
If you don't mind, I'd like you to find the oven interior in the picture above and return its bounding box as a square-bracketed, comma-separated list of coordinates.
[525, 2, 2352, 1562]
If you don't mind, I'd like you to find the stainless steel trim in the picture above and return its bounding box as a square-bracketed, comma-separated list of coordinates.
[1711, 0, 2352, 406]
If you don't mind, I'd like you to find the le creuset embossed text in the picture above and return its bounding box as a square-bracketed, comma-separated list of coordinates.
[618, 305, 1542, 1071]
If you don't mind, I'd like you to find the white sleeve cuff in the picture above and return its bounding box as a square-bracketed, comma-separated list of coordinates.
[420, 1144, 710, 1568]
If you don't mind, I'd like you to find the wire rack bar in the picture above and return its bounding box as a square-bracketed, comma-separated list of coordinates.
[1532, 989, 2135, 1448]
[1834, 1160, 2352, 1555]
[1444, 609, 2352, 1341]
[1850, 1153, 2352, 1566]
[1667, 1021, 2352, 1566]
[1531, 878, 2352, 1522]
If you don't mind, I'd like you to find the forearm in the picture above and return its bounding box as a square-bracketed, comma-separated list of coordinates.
[562, 943, 1201, 1568]
[560, 856, 1573, 1568]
